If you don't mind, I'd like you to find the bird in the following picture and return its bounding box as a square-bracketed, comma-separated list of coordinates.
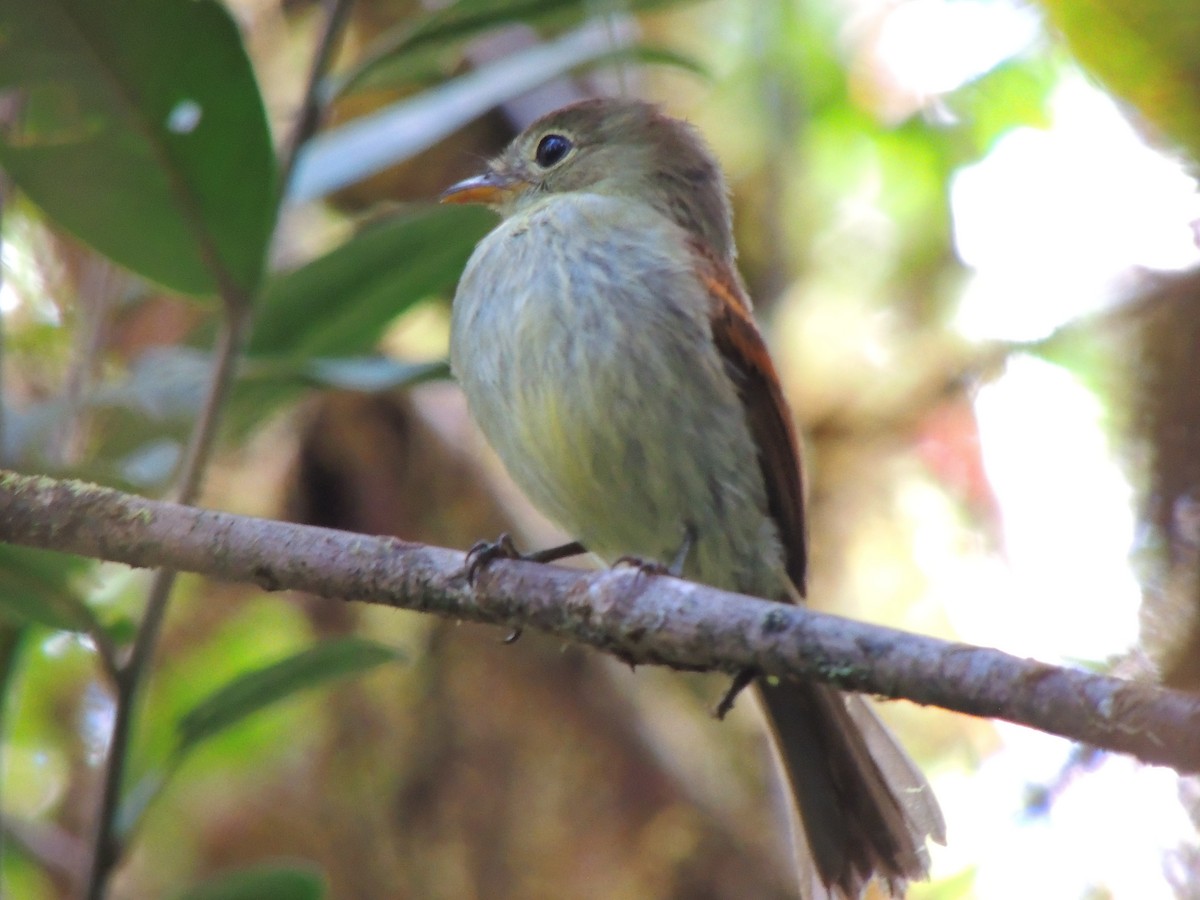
[441, 96, 944, 898]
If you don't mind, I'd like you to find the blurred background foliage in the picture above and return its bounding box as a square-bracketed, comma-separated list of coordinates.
[1, 0, 1199, 897]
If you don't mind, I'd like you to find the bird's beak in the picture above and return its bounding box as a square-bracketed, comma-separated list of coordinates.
[439, 171, 529, 206]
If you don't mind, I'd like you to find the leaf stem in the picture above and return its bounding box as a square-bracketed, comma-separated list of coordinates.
[82, 0, 358, 890]
[84, 300, 250, 899]
[278, 0, 358, 205]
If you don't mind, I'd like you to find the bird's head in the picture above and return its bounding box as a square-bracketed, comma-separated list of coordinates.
[441, 98, 734, 260]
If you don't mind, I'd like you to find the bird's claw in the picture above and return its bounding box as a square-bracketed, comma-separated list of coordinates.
[465, 533, 521, 585]
[714, 668, 758, 720]
[463, 536, 525, 642]
[613, 555, 671, 577]
[614, 528, 693, 579]
[466, 536, 588, 585]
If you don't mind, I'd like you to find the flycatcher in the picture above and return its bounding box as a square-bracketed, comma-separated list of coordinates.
[443, 97, 944, 899]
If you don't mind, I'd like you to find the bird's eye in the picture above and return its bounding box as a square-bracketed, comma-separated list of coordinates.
[534, 134, 572, 168]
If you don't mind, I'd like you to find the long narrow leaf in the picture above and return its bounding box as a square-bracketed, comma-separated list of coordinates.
[0, 544, 99, 633]
[175, 638, 405, 757]
[289, 20, 634, 202]
[1039, 0, 1200, 161]
[337, 0, 691, 95]
[241, 357, 450, 392]
[228, 205, 489, 434]
[249, 205, 490, 358]
[172, 865, 325, 900]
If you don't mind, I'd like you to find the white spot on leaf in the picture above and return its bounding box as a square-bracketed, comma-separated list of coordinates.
[167, 99, 202, 134]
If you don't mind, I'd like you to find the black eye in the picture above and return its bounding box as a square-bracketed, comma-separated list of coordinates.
[534, 134, 572, 168]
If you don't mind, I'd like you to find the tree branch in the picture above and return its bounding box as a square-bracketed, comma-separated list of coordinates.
[1, 468, 1197, 773]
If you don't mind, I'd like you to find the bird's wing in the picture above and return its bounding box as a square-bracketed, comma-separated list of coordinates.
[690, 238, 808, 596]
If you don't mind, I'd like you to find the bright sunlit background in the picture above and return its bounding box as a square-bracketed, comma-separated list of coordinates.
[840, 0, 1200, 896]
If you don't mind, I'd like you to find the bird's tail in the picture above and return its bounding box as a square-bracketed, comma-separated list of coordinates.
[756, 680, 945, 898]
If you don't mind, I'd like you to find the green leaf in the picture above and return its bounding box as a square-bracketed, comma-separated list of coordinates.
[172, 865, 326, 900]
[952, 56, 1059, 154]
[0, 0, 278, 296]
[175, 638, 405, 757]
[116, 768, 170, 841]
[0, 544, 99, 633]
[595, 44, 711, 80]
[337, 0, 693, 95]
[0, 622, 28, 734]
[292, 23, 636, 202]
[242, 356, 450, 392]
[249, 205, 490, 358]
[225, 204, 487, 434]
[1038, 0, 1200, 162]
[227, 204, 488, 432]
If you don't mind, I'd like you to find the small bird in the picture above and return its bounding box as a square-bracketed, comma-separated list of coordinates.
[442, 97, 944, 898]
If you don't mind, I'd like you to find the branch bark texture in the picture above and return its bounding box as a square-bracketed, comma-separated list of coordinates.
[1, 469, 1198, 773]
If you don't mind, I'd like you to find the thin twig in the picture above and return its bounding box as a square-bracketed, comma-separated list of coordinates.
[0, 109, 17, 900]
[83, 0, 357, 890]
[0, 142, 11, 467]
[1, 468, 1198, 775]
[84, 301, 251, 899]
[746, 0, 803, 312]
[277, 0, 358, 203]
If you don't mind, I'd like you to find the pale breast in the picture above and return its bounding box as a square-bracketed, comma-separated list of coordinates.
[450, 194, 788, 598]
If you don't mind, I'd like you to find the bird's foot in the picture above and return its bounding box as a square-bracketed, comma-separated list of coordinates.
[465, 535, 588, 643]
[464, 535, 587, 584]
[614, 527, 695, 580]
[464, 533, 522, 585]
[613, 555, 672, 577]
[714, 668, 758, 720]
